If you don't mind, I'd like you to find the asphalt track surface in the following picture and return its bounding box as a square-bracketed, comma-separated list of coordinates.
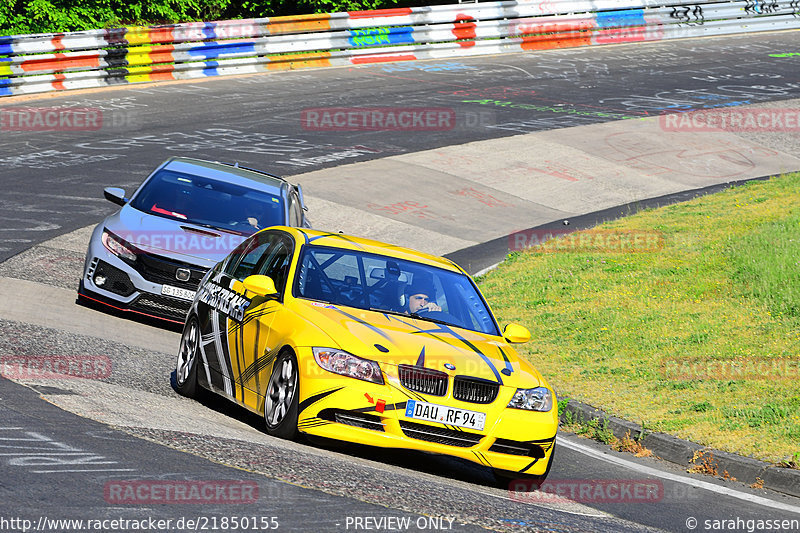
[3, 31, 800, 261]
[2, 31, 800, 532]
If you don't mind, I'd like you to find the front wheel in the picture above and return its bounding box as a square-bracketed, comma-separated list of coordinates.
[175, 316, 200, 398]
[264, 350, 299, 440]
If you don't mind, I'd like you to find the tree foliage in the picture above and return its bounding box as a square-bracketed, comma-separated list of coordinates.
[0, 0, 437, 36]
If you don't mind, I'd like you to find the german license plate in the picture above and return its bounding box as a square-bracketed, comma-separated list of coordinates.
[404, 400, 485, 431]
[161, 284, 196, 301]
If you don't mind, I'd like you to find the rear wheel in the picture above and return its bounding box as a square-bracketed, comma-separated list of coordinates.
[175, 317, 200, 398]
[264, 350, 299, 440]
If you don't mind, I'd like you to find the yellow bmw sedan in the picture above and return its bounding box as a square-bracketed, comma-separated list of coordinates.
[174, 227, 557, 480]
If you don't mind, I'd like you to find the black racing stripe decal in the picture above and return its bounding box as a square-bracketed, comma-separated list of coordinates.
[472, 451, 491, 466]
[239, 346, 280, 387]
[384, 314, 451, 345]
[219, 312, 236, 399]
[298, 418, 331, 429]
[415, 346, 425, 367]
[384, 401, 408, 411]
[412, 323, 504, 386]
[306, 232, 365, 249]
[350, 401, 407, 414]
[524, 437, 556, 452]
[238, 314, 246, 400]
[519, 457, 541, 473]
[332, 308, 394, 342]
[252, 315, 261, 394]
[524, 436, 557, 445]
[228, 316, 244, 401]
[497, 346, 514, 376]
[298, 387, 345, 415]
[241, 306, 277, 327]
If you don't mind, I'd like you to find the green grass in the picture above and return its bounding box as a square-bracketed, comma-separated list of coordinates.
[479, 173, 800, 464]
[728, 214, 800, 319]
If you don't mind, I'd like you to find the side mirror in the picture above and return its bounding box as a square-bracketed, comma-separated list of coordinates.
[104, 187, 127, 206]
[242, 275, 278, 297]
[503, 323, 531, 344]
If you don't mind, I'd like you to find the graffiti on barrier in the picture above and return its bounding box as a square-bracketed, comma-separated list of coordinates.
[349, 26, 414, 47]
[744, 0, 781, 14]
[378, 62, 476, 73]
[670, 5, 704, 25]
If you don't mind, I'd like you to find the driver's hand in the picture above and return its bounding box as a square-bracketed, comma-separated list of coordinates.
[247, 217, 260, 229]
[421, 303, 442, 312]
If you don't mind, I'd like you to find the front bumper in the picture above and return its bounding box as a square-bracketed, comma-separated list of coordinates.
[78, 227, 206, 323]
[293, 347, 558, 475]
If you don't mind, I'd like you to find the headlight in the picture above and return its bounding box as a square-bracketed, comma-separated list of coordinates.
[101, 230, 137, 262]
[312, 348, 384, 385]
[507, 387, 552, 412]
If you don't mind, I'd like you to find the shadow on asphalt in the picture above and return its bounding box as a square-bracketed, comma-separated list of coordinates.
[167, 367, 519, 490]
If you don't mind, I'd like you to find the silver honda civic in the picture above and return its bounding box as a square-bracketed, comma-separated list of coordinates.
[78, 157, 310, 324]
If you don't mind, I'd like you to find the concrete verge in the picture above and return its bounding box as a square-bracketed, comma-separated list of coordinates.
[561, 399, 800, 499]
[445, 174, 774, 275]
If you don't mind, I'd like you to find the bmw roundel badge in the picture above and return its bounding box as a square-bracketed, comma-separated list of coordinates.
[444, 363, 456, 371]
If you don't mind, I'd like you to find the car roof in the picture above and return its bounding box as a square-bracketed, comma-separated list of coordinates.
[162, 157, 287, 194]
[274, 227, 463, 273]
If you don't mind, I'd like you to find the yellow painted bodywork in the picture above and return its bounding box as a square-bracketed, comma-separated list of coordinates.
[218, 228, 558, 474]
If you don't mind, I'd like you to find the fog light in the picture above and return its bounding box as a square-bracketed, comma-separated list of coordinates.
[94, 275, 107, 287]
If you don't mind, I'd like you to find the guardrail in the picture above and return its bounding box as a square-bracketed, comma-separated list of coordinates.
[1, 0, 799, 97]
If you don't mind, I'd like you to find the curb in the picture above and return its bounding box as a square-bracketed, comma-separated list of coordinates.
[560, 399, 800, 499]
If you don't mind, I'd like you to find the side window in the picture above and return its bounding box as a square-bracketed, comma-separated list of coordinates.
[223, 237, 256, 278]
[256, 236, 293, 294]
[224, 233, 271, 281]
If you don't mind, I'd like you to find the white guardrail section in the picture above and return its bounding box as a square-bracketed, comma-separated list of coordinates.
[1, 0, 799, 96]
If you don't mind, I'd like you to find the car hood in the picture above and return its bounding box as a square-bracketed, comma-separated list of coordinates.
[103, 205, 249, 267]
[294, 300, 541, 388]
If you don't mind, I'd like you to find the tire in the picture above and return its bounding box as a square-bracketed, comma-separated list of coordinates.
[264, 350, 299, 440]
[175, 316, 200, 398]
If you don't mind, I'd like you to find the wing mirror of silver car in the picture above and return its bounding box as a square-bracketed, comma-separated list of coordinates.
[103, 187, 128, 206]
[243, 275, 278, 297]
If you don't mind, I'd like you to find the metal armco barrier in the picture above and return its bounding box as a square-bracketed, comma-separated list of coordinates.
[1, 0, 799, 97]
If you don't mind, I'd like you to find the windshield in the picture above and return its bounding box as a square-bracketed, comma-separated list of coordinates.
[294, 246, 500, 336]
[130, 169, 285, 235]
